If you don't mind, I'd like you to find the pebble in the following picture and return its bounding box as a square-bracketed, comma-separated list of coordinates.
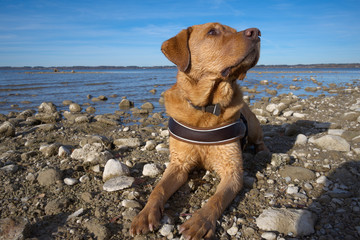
[141, 102, 154, 109]
[155, 143, 169, 153]
[295, 134, 308, 145]
[0, 121, 15, 137]
[226, 225, 239, 236]
[103, 176, 135, 192]
[142, 163, 162, 177]
[113, 138, 141, 148]
[279, 166, 315, 181]
[261, 232, 277, 240]
[0, 164, 18, 173]
[142, 140, 156, 151]
[102, 159, 130, 182]
[69, 103, 82, 112]
[121, 199, 142, 209]
[159, 224, 174, 237]
[58, 146, 71, 158]
[38, 102, 57, 113]
[256, 207, 316, 236]
[312, 135, 350, 152]
[286, 185, 299, 194]
[119, 99, 134, 108]
[64, 177, 78, 186]
[316, 175, 329, 185]
[37, 168, 62, 186]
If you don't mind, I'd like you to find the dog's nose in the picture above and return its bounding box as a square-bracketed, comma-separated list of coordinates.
[244, 28, 261, 40]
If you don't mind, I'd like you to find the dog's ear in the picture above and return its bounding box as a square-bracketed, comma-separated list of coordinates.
[161, 27, 192, 72]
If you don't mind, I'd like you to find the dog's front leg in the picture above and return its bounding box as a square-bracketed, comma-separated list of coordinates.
[130, 163, 189, 236]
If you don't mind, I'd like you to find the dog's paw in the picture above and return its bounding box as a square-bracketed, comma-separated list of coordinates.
[179, 210, 216, 240]
[130, 205, 162, 236]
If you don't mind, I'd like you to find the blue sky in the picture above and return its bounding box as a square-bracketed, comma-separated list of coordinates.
[0, 0, 359, 67]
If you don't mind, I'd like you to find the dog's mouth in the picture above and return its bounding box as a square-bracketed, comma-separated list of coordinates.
[221, 43, 260, 78]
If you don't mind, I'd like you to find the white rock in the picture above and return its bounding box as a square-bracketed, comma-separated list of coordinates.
[75, 116, 89, 123]
[256, 208, 316, 236]
[226, 225, 238, 236]
[286, 186, 299, 194]
[293, 112, 307, 118]
[316, 175, 329, 185]
[67, 208, 84, 221]
[143, 163, 162, 177]
[266, 103, 277, 113]
[103, 159, 130, 182]
[159, 224, 174, 237]
[261, 232, 277, 240]
[295, 134, 307, 146]
[79, 175, 90, 182]
[103, 176, 135, 192]
[283, 111, 293, 117]
[58, 146, 71, 158]
[256, 115, 268, 124]
[327, 129, 345, 136]
[64, 178, 78, 186]
[155, 143, 169, 153]
[160, 129, 169, 137]
[312, 135, 350, 152]
[142, 140, 156, 151]
[121, 199, 142, 209]
[113, 138, 140, 148]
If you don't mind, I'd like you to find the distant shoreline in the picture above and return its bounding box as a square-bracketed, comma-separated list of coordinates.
[0, 63, 359, 71]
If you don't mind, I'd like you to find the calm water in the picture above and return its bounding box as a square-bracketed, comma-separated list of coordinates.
[0, 68, 359, 115]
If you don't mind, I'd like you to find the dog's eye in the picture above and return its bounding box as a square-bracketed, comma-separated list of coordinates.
[207, 29, 219, 36]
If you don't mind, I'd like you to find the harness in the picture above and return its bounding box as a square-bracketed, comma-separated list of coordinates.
[168, 102, 248, 147]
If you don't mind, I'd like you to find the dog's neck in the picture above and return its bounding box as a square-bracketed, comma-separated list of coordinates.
[177, 71, 238, 109]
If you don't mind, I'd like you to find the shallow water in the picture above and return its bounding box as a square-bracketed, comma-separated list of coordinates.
[0, 68, 359, 115]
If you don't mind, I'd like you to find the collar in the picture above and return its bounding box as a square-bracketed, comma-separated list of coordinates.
[188, 101, 222, 116]
[168, 117, 246, 145]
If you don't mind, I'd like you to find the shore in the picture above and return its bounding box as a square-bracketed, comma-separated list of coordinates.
[0, 82, 360, 239]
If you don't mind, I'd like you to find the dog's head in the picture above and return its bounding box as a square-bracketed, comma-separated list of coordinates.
[161, 22, 260, 81]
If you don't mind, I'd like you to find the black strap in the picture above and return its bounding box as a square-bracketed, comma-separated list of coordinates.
[168, 117, 247, 145]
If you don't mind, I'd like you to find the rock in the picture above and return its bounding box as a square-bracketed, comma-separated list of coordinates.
[0, 121, 15, 137]
[160, 129, 169, 137]
[69, 103, 82, 112]
[75, 115, 89, 123]
[39, 143, 59, 157]
[270, 153, 290, 167]
[62, 100, 73, 106]
[226, 225, 238, 236]
[295, 134, 308, 145]
[103, 176, 135, 192]
[279, 166, 315, 181]
[103, 159, 130, 182]
[38, 102, 57, 113]
[155, 143, 169, 153]
[0, 217, 30, 240]
[142, 163, 162, 177]
[293, 112, 307, 118]
[35, 112, 61, 123]
[96, 117, 119, 126]
[159, 224, 174, 237]
[98, 95, 107, 101]
[86, 106, 96, 114]
[312, 135, 350, 152]
[119, 99, 134, 108]
[64, 178, 78, 186]
[284, 124, 300, 136]
[0, 164, 18, 173]
[260, 80, 269, 85]
[113, 138, 140, 148]
[84, 219, 110, 240]
[256, 208, 316, 236]
[316, 175, 330, 185]
[37, 168, 62, 186]
[121, 200, 142, 209]
[67, 208, 84, 221]
[141, 102, 154, 109]
[36, 123, 56, 132]
[80, 135, 111, 148]
[58, 146, 71, 158]
[142, 140, 156, 151]
[45, 198, 70, 215]
[261, 232, 277, 240]
[286, 185, 299, 194]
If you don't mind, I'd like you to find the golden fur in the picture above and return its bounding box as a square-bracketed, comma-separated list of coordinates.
[130, 22, 267, 239]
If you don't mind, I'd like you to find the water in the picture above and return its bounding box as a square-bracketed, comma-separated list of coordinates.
[0, 68, 359, 115]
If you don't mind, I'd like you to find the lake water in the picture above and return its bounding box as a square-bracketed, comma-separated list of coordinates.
[0, 68, 359, 115]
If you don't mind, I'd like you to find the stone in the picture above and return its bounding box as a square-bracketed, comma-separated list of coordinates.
[142, 163, 162, 177]
[0, 121, 15, 137]
[67, 208, 84, 221]
[38, 102, 57, 113]
[37, 168, 62, 186]
[141, 102, 154, 109]
[316, 175, 330, 185]
[113, 138, 140, 148]
[261, 232, 277, 240]
[64, 178, 78, 186]
[121, 199, 142, 209]
[86, 106, 96, 114]
[159, 224, 174, 237]
[279, 166, 315, 181]
[58, 146, 71, 158]
[256, 208, 316, 236]
[0, 164, 18, 173]
[103, 159, 130, 182]
[84, 219, 110, 240]
[312, 135, 350, 152]
[142, 140, 156, 151]
[295, 134, 308, 145]
[226, 225, 239, 236]
[75, 115, 89, 123]
[103, 176, 135, 192]
[119, 99, 134, 108]
[62, 100, 73, 106]
[69, 103, 82, 112]
[0, 217, 30, 240]
[286, 186, 299, 194]
[155, 143, 169, 153]
[45, 198, 70, 215]
[39, 143, 59, 157]
[270, 153, 290, 167]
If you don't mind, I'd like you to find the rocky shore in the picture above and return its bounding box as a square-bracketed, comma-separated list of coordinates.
[0, 82, 360, 240]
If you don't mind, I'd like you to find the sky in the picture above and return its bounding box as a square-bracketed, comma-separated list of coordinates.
[0, 0, 359, 67]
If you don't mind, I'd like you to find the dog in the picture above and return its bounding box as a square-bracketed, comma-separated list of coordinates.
[130, 22, 267, 239]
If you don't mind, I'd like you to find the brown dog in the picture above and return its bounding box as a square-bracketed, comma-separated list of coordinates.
[130, 22, 267, 239]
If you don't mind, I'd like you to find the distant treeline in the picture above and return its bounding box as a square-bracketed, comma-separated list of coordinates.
[1, 63, 359, 71]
